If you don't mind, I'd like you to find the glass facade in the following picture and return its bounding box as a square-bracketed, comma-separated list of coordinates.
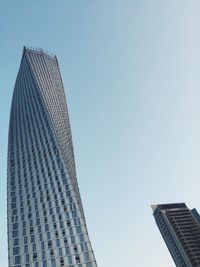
[7, 47, 97, 267]
[152, 203, 200, 267]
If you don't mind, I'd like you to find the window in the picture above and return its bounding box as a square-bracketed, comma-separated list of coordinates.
[24, 245, 28, 253]
[26, 254, 29, 262]
[48, 241, 52, 248]
[51, 259, 56, 267]
[15, 256, 21, 264]
[12, 230, 18, 238]
[59, 248, 62, 256]
[13, 238, 19, 246]
[75, 254, 80, 263]
[42, 251, 46, 260]
[33, 252, 37, 261]
[31, 235, 35, 243]
[13, 247, 19, 255]
[60, 258, 64, 266]
[84, 252, 90, 261]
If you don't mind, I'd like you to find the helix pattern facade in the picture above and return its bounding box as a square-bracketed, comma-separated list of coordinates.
[7, 47, 97, 267]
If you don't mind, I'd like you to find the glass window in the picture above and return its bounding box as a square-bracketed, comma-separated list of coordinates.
[51, 259, 56, 267]
[13, 247, 19, 255]
[15, 256, 21, 264]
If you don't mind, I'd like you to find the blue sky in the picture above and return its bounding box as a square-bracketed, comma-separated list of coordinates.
[1, 1, 200, 266]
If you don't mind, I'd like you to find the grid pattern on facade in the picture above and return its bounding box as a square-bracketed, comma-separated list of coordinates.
[7, 47, 97, 267]
[154, 209, 188, 267]
[166, 208, 200, 266]
[152, 203, 200, 267]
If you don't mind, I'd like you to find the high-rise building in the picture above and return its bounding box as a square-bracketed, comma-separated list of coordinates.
[7, 47, 97, 267]
[152, 203, 200, 267]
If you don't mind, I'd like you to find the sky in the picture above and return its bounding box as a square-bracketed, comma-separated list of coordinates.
[1, 1, 200, 266]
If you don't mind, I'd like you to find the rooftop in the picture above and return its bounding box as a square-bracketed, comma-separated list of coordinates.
[23, 46, 56, 59]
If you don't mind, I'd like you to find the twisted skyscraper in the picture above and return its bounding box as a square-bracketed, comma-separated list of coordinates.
[7, 47, 97, 267]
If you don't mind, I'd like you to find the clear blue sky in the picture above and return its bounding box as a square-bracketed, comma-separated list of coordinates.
[1, 1, 200, 266]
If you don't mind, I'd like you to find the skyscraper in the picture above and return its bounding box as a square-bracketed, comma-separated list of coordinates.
[152, 203, 200, 267]
[7, 47, 97, 267]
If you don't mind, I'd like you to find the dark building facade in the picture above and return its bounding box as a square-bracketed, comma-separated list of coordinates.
[7, 47, 97, 267]
[152, 203, 200, 267]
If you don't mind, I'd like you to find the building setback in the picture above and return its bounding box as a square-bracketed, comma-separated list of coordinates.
[152, 203, 200, 267]
[7, 47, 97, 267]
